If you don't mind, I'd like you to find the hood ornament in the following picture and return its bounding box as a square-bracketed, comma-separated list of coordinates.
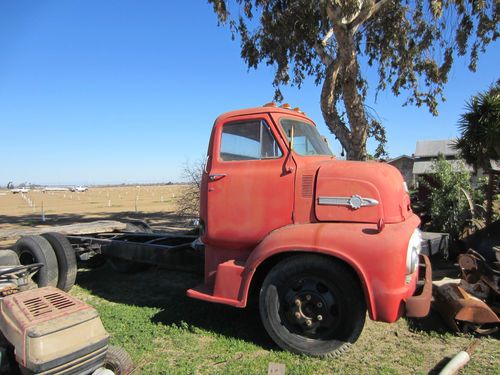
[318, 195, 379, 210]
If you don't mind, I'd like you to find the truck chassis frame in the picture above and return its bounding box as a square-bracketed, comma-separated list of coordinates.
[66, 231, 204, 273]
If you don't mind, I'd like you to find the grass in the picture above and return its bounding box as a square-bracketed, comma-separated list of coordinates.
[71, 264, 500, 375]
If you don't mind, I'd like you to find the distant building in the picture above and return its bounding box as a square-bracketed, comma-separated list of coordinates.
[387, 140, 477, 188]
[412, 139, 478, 187]
[387, 155, 414, 187]
[412, 140, 472, 176]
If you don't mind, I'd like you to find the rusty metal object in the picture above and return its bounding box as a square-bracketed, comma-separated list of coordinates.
[458, 250, 500, 296]
[433, 240, 500, 335]
[460, 279, 489, 300]
[0, 286, 18, 297]
[433, 283, 499, 334]
[406, 255, 433, 317]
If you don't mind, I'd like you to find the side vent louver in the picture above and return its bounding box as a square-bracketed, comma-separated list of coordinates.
[302, 175, 314, 198]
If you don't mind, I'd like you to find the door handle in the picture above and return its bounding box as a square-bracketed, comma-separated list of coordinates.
[209, 173, 226, 181]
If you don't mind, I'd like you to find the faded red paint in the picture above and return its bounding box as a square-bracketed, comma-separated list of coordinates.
[188, 105, 429, 323]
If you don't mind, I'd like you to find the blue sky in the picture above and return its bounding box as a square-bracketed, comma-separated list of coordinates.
[0, 1, 498, 186]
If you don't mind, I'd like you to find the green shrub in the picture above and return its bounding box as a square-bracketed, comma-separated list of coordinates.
[419, 156, 475, 240]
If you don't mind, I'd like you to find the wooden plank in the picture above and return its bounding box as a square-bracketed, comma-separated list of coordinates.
[0, 220, 129, 240]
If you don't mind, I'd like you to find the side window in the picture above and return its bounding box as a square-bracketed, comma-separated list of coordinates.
[220, 120, 283, 161]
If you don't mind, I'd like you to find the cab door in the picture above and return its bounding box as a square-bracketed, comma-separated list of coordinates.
[202, 114, 295, 251]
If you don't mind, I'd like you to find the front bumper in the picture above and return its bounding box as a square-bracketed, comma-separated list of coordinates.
[405, 255, 432, 317]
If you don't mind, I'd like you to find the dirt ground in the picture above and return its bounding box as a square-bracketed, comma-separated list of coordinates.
[0, 185, 190, 248]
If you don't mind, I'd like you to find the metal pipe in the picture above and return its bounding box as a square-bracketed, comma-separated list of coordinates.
[438, 351, 470, 375]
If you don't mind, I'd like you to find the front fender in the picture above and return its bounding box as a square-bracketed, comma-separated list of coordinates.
[240, 214, 420, 322]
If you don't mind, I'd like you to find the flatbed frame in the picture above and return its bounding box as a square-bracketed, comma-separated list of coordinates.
[66, 231, 203, 273]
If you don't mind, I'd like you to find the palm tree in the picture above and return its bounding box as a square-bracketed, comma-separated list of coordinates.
[455, 81, 500, 225]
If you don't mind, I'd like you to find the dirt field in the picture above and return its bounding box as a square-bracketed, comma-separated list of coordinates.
[0, 186, 499, 374]
[0, 185, 190, 247]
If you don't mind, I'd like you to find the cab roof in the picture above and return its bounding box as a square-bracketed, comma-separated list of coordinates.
[216, 104, 312, 124]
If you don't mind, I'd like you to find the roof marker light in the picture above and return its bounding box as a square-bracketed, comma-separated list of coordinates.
[281, 103, 291, 109]
[263, 102, 277, 107]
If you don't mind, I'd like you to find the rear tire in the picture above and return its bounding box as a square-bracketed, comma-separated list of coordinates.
[13, 235, 58, 287]
[259, 254, 366, 357]
[41, 232, 77, 292]
[103, 346, 134, 375]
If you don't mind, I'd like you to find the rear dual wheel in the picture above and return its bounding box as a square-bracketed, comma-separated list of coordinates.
[41, 232, 77, 291]
[13, 235, 58, 287]
[259, 255, 366, 357]
[13, 233, 77, 291]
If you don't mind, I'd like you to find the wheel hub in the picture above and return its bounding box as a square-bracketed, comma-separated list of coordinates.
[290, 291, 328, 330]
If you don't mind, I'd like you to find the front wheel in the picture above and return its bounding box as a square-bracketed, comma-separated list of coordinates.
[103, 345, 134, 375]
[259, 254, 366, 357]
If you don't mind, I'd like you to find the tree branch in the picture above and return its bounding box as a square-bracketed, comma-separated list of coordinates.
[321, 28, 334, 45]
[321, 58, 351, 148]
[313, 28, 334, 65]
[350, 0, 390, 34]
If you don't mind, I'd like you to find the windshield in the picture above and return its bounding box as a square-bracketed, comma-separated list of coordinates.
[280, 119, 333, 156]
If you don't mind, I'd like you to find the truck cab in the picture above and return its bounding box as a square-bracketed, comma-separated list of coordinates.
[187, 104, 432, 357]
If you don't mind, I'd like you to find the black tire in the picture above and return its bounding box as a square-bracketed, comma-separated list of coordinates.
[107, 257, 150, 274]
[103, 345, 134, 375]
[41, 232, 77, 292]
[13, 235, 58, 287]
[259, 254, 366, 357]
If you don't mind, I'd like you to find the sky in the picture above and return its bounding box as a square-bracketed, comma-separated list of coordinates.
[0, 1, 498, 186]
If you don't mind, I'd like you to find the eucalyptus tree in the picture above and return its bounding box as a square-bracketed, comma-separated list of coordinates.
[209, 0, 498, 160]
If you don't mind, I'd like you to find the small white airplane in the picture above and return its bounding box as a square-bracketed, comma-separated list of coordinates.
[10, 188, 29, 194]
[70, 186, 89, 192]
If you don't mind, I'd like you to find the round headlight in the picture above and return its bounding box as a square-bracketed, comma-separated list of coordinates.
[406, 229, 421, 274]
[409, 248, 419, 273]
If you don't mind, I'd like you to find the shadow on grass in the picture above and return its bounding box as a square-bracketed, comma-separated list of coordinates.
[75, 263, 275, 351]
[406, 309, 453, 336]
[426, 356, 454, 375]
[407, 307, 500, 344]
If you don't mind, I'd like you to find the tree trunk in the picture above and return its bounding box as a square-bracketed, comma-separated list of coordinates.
[338, 31, 368, 160]
[320, 10, 370, 161]
[486, 170, 494, 226]
[320, 60, 352, 155]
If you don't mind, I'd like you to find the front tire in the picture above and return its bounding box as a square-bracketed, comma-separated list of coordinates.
[259, 254, 366, 357]
[103, 345, 134, 375]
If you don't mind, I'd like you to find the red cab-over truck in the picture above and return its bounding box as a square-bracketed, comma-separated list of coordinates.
[189, 103, 432, 356]
[20, 104, 432, 358]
